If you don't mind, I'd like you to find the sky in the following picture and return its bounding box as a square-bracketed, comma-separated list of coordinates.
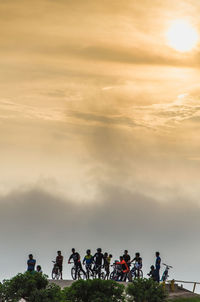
[1, 0, 200, 287]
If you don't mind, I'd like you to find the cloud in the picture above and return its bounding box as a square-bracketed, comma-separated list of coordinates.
[0, 99, 65, 122]
[43, 43, 195, 67]
[0, 185, 200, 281]
[72, 111, 137, 128]
[126, 93, 200, 130]
[1, 93, 200, 132]
[0, 0, 199, 69]
[66, 92, 200, 131]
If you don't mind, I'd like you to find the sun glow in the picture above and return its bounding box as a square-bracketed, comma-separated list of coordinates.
[166, 20, 198, 52]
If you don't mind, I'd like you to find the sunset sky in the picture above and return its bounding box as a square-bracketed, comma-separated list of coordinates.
[1, 0, 200, 285]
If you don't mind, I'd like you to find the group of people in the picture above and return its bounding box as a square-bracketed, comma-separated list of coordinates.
[69, 248, 112, 280]
[27, 254, 42, 274]
[27, 249, 161, 282]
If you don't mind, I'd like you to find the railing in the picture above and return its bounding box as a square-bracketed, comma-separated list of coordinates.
[166, 279, 200, 293]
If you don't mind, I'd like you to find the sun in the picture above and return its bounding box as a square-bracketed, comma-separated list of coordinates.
[166, 20, 198, 52]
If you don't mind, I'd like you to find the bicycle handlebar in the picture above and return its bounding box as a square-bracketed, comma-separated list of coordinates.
[162, 263, 173, 268]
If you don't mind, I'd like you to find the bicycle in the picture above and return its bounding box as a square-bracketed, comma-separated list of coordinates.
[84, 264, 94, 279]
[130, 262, 143, 279]
[51, 261, 61, 280]
[110, 262, 122, 281]
[93, 264, 105, 279]
[69, 262, 86, 280]
[110, 262, 132, 282]
[161, 263, 173, 282]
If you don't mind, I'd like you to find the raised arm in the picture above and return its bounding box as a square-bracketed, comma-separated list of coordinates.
[68, 254, 72, 263]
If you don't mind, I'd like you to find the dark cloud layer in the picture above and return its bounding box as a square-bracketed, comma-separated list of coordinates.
[0, 186, 199, 281]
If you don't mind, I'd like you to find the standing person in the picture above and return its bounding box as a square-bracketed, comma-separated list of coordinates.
[123, 250, 131, 267]
[56, 250, 63, 280]
[93, 248, 104, 278]
[103, 252, 110, 280]
[155, 251, 161, 282]
[107, 254, 113, 277]
[27, 254, 36, 272]
[108, 254, 113, 265]
[68, 248, 86, 280]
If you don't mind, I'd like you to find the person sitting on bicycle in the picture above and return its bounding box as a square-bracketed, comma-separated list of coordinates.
[56, 250, 63, 280]
[116, 256, 130, 281]
[148, 265, 157, 281]
[83, 249, 93, 279]
[68, 248, 86, 280]
[93, 248, 104, 278]
[131, 252, 142, 277]
[123, 250, 131, 267]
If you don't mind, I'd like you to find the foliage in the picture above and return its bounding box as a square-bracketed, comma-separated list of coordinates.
[0, 272, 62, 302]
[126, 278, 167, 302]
[62, 279, 125, 302]
[0, 272, 174, 302]
[28, 283, 63, 302]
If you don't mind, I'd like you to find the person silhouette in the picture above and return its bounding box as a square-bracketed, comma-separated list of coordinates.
[155, 251, 161, 282]
[27, 254, 36, 272]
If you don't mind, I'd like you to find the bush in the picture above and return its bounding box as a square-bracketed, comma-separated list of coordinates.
[62, 279, 125, 302]
[28, 283, 63, 302]
[126, 278, 167, 302]
[0, 272, 62, 302]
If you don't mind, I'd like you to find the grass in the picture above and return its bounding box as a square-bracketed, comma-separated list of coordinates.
[169, 298, 200, 302]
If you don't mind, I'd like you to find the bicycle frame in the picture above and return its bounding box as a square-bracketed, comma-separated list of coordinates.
[161, 263, 172, 282]
[130, 262, 143, 278]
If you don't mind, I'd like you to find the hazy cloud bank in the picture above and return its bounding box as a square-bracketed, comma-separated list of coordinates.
[0, 185, 199, 280]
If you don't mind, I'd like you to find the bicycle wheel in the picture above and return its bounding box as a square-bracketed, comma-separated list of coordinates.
[93, 269, 98, 279]
[51, 269, 57, 280]
[88, 269, 94, 279]
[110, 271, 114, 280]
[100, 271, 105, 280]
[110, 271, 119, 281]
[71, 267, 76, 280]
[85, 266, 92, 279]
[131, 268, 136, 279]
[127, 271, 132, 282]
[95, 266, 102, 279]
[139, 270, 143, 278]
[78, 270, 86, 280]
[56, 270, 61, 280]
[122, 274, 127, 282]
